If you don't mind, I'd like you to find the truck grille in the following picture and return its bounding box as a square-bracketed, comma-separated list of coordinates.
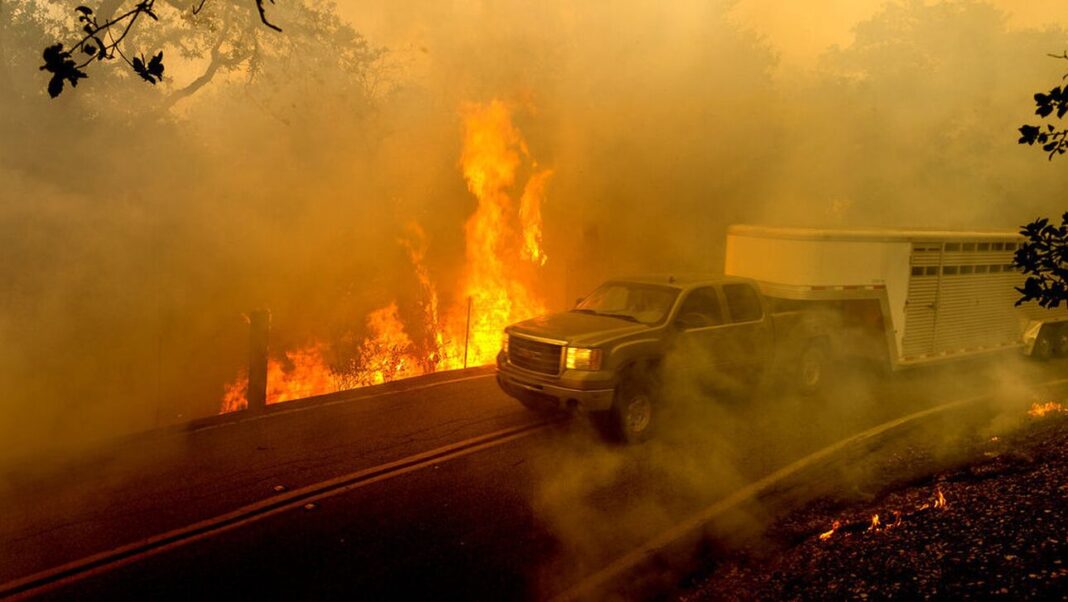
[508, 335, 562, 375]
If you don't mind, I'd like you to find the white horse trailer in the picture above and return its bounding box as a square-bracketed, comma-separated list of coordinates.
[725, 225, 1067, 369]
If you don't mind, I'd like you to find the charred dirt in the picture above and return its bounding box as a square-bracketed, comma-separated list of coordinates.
[680, 405, 1068, 601]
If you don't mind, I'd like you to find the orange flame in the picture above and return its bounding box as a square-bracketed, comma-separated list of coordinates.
[219, 99, 550, 413]
[518, 167, 551, 266]
[1028, 401, 1066, 417]
[818, 520, 840, 541]
[353, 303, 422, 386]
[221, 344, 336, 412]
[867, 513, 880, 532]
[933, 488, 947, 510]
[445, 99, 550, 367]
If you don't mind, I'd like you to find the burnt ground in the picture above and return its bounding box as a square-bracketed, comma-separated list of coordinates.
[680, 406, 1068, 601]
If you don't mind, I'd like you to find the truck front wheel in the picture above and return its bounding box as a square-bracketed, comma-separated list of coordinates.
[600, 373, 654, 444]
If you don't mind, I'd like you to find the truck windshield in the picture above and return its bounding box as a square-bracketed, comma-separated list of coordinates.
[573, 282, 678, 325]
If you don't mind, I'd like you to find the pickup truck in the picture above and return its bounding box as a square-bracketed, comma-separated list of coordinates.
[495, 275, 830, 442]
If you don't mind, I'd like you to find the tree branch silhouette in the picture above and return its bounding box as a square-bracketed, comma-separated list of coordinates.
[1016, 54, 1068, 310]
[39, 0, 282, 98]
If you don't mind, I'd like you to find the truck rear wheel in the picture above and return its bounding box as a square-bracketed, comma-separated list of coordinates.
[601, 372, 654, 444]
[797, 341, 828, 395]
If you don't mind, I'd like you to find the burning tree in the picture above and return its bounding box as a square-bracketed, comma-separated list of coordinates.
[220, 99, 552, 412]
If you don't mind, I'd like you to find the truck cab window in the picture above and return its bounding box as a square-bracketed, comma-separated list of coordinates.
[723, 283, 763, 323]
[675, 287, 724, 328]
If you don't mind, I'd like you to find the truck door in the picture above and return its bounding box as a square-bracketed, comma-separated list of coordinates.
[721, 283, 774, 379]
[672, 286, 735, 384]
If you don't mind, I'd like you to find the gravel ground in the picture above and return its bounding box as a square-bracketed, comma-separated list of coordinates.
[681, 404, 1068, 601]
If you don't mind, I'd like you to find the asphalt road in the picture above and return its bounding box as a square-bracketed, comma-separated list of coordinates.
[3, 355, 1066, 600]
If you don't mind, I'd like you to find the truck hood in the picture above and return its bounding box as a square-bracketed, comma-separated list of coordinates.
[508, 311, 650, 346]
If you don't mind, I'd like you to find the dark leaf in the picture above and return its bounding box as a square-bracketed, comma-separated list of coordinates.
[40, 43, 68, 70]
[47, 74, 64, 98]
[1037, 104, 1054, 117]
[84, 45, 96, 56]
[75, 6, 93, 15]
[146, 51, 164, 80]
[40, 44, 86, 98]
[1019, 124, 1040, 145]
[132, 53, 163, 84]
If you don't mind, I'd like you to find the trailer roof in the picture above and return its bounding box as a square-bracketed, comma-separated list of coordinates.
[611, 274, 750, 288]
[728, 224, 1022, 243]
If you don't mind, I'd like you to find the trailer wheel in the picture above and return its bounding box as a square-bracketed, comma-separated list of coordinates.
[601, 371, 654, 444]
[1033, 329, 1054, 362]
[797, 341, 828, 395]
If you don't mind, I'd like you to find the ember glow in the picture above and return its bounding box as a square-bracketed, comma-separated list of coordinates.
[220, 100, 550, 412]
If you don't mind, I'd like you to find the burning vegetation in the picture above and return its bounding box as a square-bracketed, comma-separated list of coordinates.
[815, 487, 948, 542]
[221, 99, 550, 413]
[1028, 401, 1067, 418]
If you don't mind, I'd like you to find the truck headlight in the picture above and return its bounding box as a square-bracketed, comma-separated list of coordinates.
[501, 332, 509, 355]
[565, 346, 603, 371]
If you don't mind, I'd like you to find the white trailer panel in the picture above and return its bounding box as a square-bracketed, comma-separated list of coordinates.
[725, 225, 1053, 368]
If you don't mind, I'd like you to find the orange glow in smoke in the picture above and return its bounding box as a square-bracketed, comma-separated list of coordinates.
[220, 99, 549, 413]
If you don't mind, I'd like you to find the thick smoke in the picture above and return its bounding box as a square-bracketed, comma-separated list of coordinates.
[2, 0, 1067, 471]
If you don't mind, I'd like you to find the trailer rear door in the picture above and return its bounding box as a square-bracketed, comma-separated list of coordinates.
[902, 243, 942, 358]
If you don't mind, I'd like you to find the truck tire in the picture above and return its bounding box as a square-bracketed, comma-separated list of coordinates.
[601, 371, 654, 444]
[1033, 328, 1054, 361]
[797, 341, 828, 395]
